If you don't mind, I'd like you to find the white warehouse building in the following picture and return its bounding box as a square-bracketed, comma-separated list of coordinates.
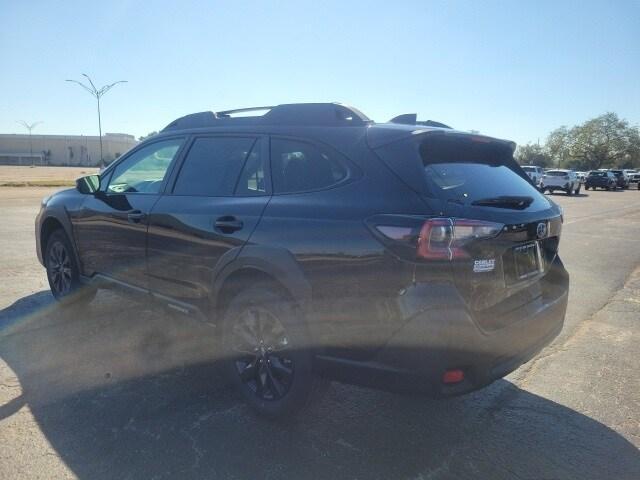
[0, 133, 138, 167]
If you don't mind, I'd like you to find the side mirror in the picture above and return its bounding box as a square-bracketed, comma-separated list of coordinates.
[76, 174, 100, 194]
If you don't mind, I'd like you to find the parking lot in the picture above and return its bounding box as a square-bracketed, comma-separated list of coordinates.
[1, 186, 639, 479]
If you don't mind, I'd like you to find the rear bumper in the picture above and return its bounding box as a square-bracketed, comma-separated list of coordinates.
[544, 183, 570, 190]
[317, 258, 568, 396]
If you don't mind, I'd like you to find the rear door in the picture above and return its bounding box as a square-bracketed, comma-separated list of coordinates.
[146, 134, 270, 307]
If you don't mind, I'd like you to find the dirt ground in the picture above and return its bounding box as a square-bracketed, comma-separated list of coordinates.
[0, 166, 99, 186]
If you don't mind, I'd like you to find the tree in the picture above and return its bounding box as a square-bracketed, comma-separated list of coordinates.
[138, 131, 158, 142]
[547, 113, 640, 170]
[515, 143, 553, 168]
[546, 126, 571, 167]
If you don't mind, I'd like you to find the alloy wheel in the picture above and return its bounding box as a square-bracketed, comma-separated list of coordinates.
[231, 308, 294, 401]
[48, 241, 72, 295]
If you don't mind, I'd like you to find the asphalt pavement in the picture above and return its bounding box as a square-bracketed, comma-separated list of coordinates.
[0, 186, 639, 479]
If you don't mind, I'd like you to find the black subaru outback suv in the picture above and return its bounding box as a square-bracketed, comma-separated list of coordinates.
[36, 103, 568, 416]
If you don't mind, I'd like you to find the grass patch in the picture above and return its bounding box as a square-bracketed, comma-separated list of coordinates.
[0, 180, 75, 187]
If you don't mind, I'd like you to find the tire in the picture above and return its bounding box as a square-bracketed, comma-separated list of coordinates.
[575, 184, 581, 195]
[606, 186, 611, 191]
[565, 187, 572, 196]
[45, 229, 95, 305]
[221, 284, 327, 418]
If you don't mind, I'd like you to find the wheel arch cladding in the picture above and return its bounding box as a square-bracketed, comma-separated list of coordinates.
[40, 213, 82, 273]
[40, 216, 66, 259]
[213, 246, 312, 318]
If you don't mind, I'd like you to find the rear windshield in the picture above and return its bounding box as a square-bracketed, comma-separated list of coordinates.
[375, 134, 548, 209]
[589, 171, 605, 176]
[545, 171, 567, 176]
[522, 166, 535, 172]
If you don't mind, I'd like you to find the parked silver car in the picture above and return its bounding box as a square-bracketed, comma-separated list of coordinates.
[541, 169, 581, 195]
[521, 165, 545, 186]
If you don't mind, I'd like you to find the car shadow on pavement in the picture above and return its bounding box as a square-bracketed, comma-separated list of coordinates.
[1, 290, 639, 480]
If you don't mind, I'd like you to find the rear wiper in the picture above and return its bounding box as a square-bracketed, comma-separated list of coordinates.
[471, 195, 534, 209]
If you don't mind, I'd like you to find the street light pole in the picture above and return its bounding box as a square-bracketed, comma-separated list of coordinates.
[96, 95, 103, 166]
[16, 120, 43, 167]
[65, 74, 127, 169]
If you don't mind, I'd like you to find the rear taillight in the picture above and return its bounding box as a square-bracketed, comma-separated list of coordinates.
[417, 218, 503, 260]
[372, 217, 503, 261]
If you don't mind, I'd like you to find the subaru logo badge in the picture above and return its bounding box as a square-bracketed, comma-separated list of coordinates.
[536, 222, 548, 239]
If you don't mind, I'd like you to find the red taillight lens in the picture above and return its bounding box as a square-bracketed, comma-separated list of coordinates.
[417, 218, 503, 260]
[371, 216, 503, 262]
[443, 369, 465, 384]
[417, 218, 454, 259]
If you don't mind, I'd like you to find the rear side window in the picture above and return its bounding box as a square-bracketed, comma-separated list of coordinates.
[173, 137, 256, 196]
[234, 139, 267, 196]
[376, 135, 547, 208]
[270, 138, 348, 194]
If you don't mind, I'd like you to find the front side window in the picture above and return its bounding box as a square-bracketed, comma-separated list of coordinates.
[173, 136, 256, 196]
[107, 139, 183, 194]
[270, 138, 348, 194]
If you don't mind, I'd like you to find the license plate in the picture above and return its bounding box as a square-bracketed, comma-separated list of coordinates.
[513, 242, 542, 280]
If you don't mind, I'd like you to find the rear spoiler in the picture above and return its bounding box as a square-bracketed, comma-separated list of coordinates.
[389, 113, 452, 129]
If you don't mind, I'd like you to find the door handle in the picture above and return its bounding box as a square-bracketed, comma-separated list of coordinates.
[127, 210, 146, 223]
[214, 216, 243, 233]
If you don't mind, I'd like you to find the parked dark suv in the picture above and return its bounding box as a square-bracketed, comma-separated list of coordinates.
[36, 103, 568, 416]
[584, 170, 617, 190]
[610, 170, 630, 189]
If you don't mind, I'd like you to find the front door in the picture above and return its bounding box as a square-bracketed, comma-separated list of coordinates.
[72, 137, 185, 289]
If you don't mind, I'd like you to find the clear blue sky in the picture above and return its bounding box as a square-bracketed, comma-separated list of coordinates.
[1, 0, 638, 146]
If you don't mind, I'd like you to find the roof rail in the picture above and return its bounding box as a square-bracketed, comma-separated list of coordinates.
[388, 113, 452, 129]
[216, 106, 275, 117]
[162, 103, 371, 131]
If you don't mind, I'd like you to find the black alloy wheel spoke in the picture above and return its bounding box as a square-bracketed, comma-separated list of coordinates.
[234, 322, 259, 353]
[238, 358, 258, 382]
[265, 366, 285, 398]
[48, 242, 72, 294]
[269, 355, 293, 378]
